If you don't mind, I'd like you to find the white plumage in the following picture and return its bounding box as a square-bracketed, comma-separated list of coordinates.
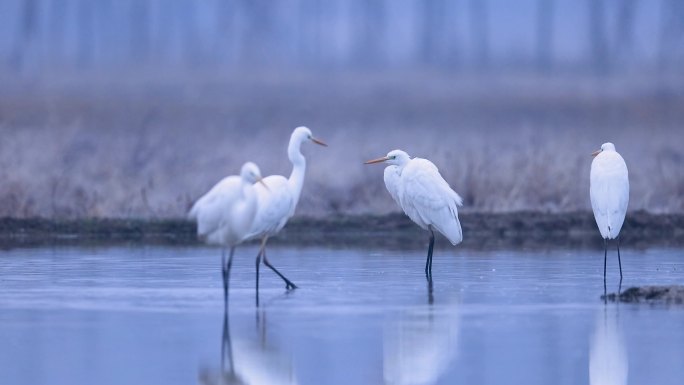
[190, 162, 263, 246]
[367, 149, 463, 277]
[589, 142, 629, 281]
[590, 143, 629, 240]
[247, 175, 294, 239]
[188, 162, 265, 303]
[243, 126, 327, 292]
[383, 165, 402, 209]
[400, 157, 463, 246]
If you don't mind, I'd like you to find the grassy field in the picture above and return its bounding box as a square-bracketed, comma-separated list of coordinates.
[1, 73, 683, 218]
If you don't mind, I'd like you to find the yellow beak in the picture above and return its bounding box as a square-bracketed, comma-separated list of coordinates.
[364, 156, 390, 165]
[311, 137, 328, 147]
[591, 150, 601, 157]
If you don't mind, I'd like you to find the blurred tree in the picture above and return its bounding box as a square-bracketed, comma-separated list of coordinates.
[9, 0, 38, 70]
[614, 0, 637, 67]
[536, 0, 554, 72]
[47, 0, 68, 69]
[658, 0, 684, 70]
[94, 0, 115, 68]
[1, 0, 682, 75]
[588, 0, 609, 75]
[443, 1, 462, 69]
[469, 0, 489, 70]
[213, 0, 236, 66]
[297, 0, 323, 66]
[180, 0, 200, 67]
[76, 0, 95, 68]
[129, 0, 149, 64]
[355, 0, 385, 67]
[421, 0, 446, 66]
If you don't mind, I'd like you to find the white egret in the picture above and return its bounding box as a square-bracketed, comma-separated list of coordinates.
[189, 162, 267, 305]
[244, 126, 327, 294]
[590, 142, 629, 283]
[365, 149, 463, 278]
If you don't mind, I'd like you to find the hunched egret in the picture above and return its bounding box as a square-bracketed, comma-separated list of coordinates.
[189, 162, 267, 305]
[365, 150, 463, 279]
[590, 142, 629, 284]
[244, 126, 327, 296]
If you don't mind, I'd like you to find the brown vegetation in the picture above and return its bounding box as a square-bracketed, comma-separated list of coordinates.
[0, 75, 682, 219]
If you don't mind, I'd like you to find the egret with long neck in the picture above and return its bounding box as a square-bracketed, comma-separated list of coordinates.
[246, 126, 327, 303]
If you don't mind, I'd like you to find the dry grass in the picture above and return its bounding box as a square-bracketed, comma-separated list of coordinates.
[0, 73, 682, 218]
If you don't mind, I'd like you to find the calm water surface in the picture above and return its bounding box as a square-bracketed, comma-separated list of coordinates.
[0, 245, 683, 385]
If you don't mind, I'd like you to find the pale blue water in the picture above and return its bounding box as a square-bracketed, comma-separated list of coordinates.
[0, 245, 683, 385]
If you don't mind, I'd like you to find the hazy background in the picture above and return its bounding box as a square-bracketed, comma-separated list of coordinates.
[0, 0, 683, 218]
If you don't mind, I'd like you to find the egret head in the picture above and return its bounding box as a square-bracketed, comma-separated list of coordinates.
[240, 162, 262, 182]
[592, 142, 616, 157]
[240, 162, 269, 189]
[364, 149, 411, 166]
[293, 126, 327, 147]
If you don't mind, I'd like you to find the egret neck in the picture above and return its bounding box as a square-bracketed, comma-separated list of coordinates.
[287, 132, 307, 206]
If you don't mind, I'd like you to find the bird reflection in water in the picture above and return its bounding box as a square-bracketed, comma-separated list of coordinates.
[199, 305, 298, 385]
[589, 303, 628, 385]
[383, 298, 460, 385]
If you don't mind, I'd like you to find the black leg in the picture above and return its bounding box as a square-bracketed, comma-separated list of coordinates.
[603, 282, 607, 305]
[618, 278, 622, 295]
[425, 228, 435, 279]
[223, 247, 235, 307]
[427, 276, 434, 305]
[263, 250, 298, 290]
[617, 236, 623, 281]
[603, 238, 607, 286]
[255, 248, 263, 307]
[221, 248, 228, 305]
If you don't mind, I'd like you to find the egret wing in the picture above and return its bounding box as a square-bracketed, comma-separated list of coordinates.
[590, 153, 629, 239]
[188, 176, 241, 240]
[244, 175, 294, 240]
[401, 159, 463, 245]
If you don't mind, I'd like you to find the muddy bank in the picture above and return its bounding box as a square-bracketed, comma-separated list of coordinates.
[0, 211, 682, 249]
[279, 211, 684, 249]
[602, 286, 684, 305]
